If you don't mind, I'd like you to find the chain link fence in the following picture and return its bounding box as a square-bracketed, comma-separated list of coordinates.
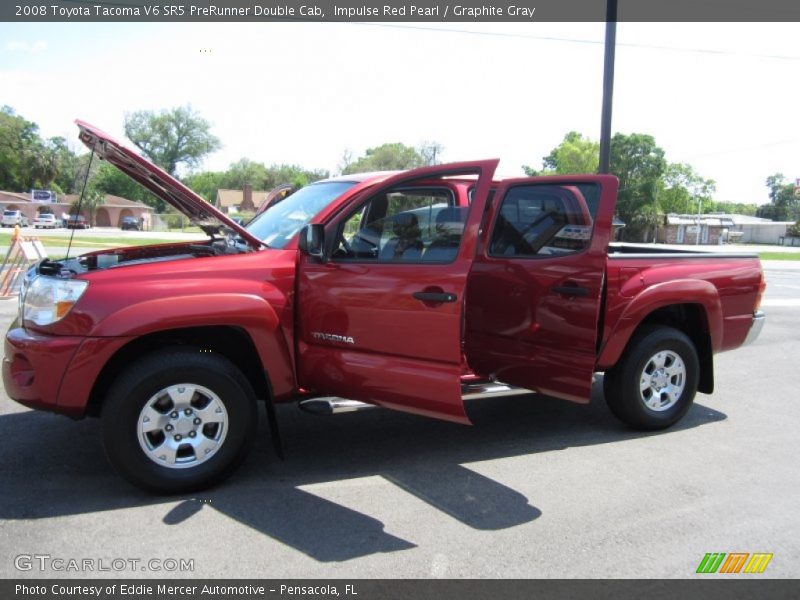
[150, 213, 201, 233]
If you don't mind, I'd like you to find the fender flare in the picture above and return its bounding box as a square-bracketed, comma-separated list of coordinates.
[89, 293, 295, 397]
[597, 279, 722, 370]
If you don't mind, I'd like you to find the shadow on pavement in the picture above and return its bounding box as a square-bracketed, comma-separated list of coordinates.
[0, 381, 725, 562]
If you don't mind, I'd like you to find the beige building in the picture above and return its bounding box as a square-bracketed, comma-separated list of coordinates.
[215, 184, 269, 214]
[0, 191, 153, 228]
[659, 213, 793, 245]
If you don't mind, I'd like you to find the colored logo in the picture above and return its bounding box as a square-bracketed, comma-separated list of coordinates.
[696, 552, 773, 574]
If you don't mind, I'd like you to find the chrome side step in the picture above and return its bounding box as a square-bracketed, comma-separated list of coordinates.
[298, 397, 378, 415]
[298, 382, 532, 415]
[461, 381, 532, 401]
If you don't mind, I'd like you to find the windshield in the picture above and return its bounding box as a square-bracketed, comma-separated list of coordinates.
[246, 181, 357, 248]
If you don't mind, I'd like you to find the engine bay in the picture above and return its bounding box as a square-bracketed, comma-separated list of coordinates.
[37, 237, 251, 277]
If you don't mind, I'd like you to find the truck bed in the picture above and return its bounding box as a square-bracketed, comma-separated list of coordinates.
[608, 242, 758, 259]
[598, 243, 764, 372]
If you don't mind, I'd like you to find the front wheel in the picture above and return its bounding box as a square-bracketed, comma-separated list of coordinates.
[603, 326, 699, 430]
[102, 349, 258, 493]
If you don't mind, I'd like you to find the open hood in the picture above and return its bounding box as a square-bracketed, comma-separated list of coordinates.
[75, 119, 263, 248]
[254, 183, 295, 217]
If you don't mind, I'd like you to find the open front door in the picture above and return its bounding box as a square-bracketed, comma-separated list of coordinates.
[296, 160, 498, 424]
[465, 175, 618, 403]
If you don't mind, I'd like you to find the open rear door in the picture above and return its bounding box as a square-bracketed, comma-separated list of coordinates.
[465, 175, 618, 403]
[296, 160, 498, 424]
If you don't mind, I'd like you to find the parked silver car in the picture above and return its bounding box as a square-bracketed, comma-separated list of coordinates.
[34, 213, 58, 229]
[1, 210, 29, 227]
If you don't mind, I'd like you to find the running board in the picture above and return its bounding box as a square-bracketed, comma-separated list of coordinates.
[298, 382, 531, 415]
[298, 397, 377, 415]
[461, 381, 532, 401]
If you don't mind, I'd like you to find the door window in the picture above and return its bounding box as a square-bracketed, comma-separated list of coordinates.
[488, 183, 598, 258]
[332, 186, 467, 263]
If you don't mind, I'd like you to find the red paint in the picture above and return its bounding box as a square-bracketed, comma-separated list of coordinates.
[2, 122, 765, 424]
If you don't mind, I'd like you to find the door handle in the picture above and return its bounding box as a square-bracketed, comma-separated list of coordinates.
[413, 291, 458, 303]
[552, 285, 589, 297]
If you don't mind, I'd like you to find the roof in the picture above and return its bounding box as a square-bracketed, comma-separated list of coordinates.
[61, 194, 152, 210]
[666, 215, 731, 226]
[665, 213, 791, 226]
[215, 188, 269, 209]
[0, 190, 151, 210]
[0, 191, 31, 203]
[321, 171, 399, 184]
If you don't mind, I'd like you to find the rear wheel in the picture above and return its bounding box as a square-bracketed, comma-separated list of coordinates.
[102, 349, 257, 493]
[604, 326, 699, 430]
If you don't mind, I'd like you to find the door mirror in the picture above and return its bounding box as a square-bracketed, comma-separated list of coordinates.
[299, 224, 326, 261]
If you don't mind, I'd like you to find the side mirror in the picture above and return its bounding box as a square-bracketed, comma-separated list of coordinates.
[299, 224, 326, 261]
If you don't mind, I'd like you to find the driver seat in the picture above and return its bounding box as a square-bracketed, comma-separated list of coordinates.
[379, 213, 424, 262]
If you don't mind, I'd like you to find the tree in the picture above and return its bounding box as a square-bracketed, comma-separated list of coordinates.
[610, 133, 667, 241]
[49, 137, 84, 194]
[419, 141, 445, 166]
[183, 170, 225, 203]
[765, 173, 787, 203]
[69, 188, 103, 225]
[124, 105, 221, 175]
[523, 131, 599, 176]
[758, 173, 798, 221]
[337, 148, 354, 174]
[0, 106, 61, 191]
[523, 131, 730, 240]
[219, 158, 269, 190]
[342, 143, 424, 174]
[658, 163, 715, 215]
[90, 161, 164, 211]
[708, 201, 757, 216]
[184, 160, 329, 206]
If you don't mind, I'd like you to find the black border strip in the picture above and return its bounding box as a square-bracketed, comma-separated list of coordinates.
[3, 579, 799, 600]
[4, 0, 800, 23]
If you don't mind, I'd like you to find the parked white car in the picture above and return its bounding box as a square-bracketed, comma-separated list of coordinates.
[1, 210, 29, 227]
[34, 213, 58, 229]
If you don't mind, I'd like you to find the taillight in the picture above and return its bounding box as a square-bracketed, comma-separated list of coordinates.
[754, 276, 766, 311]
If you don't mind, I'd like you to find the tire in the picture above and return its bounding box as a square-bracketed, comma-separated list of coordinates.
[603, 326, 699, 430]
[102, 348, 258, 493]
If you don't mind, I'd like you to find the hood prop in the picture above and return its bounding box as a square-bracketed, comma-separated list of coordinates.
[65, 148, 95, 262]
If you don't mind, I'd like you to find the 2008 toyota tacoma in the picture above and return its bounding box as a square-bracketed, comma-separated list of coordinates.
[2, 121, 766, 492]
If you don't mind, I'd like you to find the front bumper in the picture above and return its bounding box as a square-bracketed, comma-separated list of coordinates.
[743, 310, 765, 346]
[3, 324, 84, 414]
[3, 324, 130, 418]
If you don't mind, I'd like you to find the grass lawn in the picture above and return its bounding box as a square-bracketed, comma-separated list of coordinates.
[758, 252, 800, 261]
[0, 233, 203, 249]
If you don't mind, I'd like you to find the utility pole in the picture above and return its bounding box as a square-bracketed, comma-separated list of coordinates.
[598, 0, 618, 174]
[653, 186, 659, 243]
[696, 198, 703, 245]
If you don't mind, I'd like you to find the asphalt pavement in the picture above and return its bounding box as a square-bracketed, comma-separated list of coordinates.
[0, 261, 797, 579]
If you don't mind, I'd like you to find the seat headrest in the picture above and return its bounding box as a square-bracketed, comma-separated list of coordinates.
[393, 212, 420, 237]
[435, 207, 467, 237]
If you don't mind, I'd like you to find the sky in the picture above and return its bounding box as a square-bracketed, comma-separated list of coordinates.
[1, 21, 798, 205]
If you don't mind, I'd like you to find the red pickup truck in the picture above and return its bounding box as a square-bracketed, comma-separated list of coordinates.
[3, 121, 766, 492]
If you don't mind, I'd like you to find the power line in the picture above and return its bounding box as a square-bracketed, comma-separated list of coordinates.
[349, 22, 800, 62]
[685, 139, 800, 160]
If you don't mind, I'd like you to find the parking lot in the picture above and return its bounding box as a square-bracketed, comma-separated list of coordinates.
[0, 260, 797, 579]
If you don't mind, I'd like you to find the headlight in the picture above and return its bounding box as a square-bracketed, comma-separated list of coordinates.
[23, 276, 88, 326]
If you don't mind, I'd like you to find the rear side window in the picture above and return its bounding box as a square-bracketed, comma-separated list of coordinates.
[489, 183, 597, 258]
